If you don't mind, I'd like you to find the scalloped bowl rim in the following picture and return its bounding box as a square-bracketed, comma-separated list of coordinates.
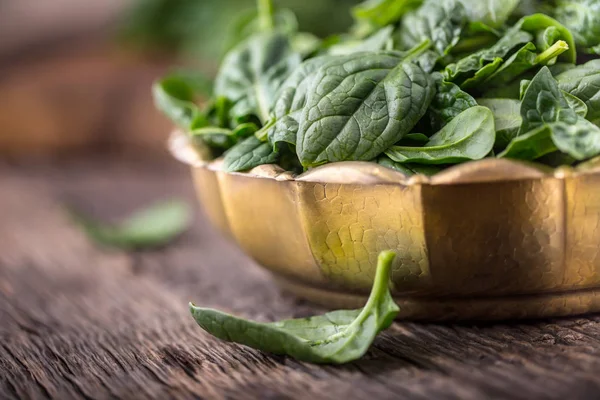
[169, 130, 600, 185]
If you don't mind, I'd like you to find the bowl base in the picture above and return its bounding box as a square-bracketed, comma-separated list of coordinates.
[274, 276, 600, 321]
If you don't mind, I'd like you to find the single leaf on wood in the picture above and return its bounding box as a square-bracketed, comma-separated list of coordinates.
[190, 250, 399, 364]
[71, 200, 192, 250]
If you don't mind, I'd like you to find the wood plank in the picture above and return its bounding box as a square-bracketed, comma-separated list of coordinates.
[1, 161, 600, 400]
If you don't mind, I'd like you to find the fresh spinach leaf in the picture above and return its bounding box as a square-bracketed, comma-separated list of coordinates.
[516, 13, 577, 63]
[456, 0, 520, 28]
[256, 55, 337, 150]
[444, 29, 533, 86]
[518, 66, 578, 134]
[223, 136, 279, 172]
[377, 155, 443, 176]
[554, 0, 600, 53]
[564, 91, 589, 118]
[385, 106, 495, 164]
[497, 124, 557, 159]
[426, 72, 478, 130]
[297, 45, 435, 167]
[398, 133, 431, 145]
[477, 98, 522, 149]
[191, 122, 259, 150]
[398, 0, 466, 57]
[190, 250, 399, 364]
[215, 32, 301, 124]
[552, 118, 600, 160]
[153, 75, 204, 129]
[71, 200, 191, 250]
[328, 26, 394, 56]
[352, 0, 422, 28]
[556, 59, 600, 120]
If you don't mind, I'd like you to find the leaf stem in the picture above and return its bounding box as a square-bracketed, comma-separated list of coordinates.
[362, 251, 396, 311]
[535, 40, 569, 65]
[258, 0, 274, 32]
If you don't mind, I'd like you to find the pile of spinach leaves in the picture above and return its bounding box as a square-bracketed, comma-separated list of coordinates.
[154, 0, 600, 176]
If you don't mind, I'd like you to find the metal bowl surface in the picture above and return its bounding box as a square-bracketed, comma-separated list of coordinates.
[170, 131, 600, 320]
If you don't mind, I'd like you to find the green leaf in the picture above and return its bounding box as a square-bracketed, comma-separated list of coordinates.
[564, 91, 589, 118]
[385, 106, 495, 164]
[497, 124, 557, 160]
[552, 118, 600, 160]
[297, 46, 435, 167]
[328, 26, 394, 56]
[352, 0, 422, 28]
[554, 0, 600, 52]
[426, 72, 478, 130]
[215, 32, 301, 123]
[516, 13, 576, 63]
[455, 0, 520, 27]
[398, 0, 467, 57]
[518, 66, 578, 135]
[152, 76, 203, 130]
[189, 250, 399, 364]
[477, 98, 522, 149]
[223, 136, 279, 172]
[71, 200, 192, 250]
[444, 29, 533, 86]
[257, 55, 337, 149]
[397, 133, 431, 145]
[377, 155, 442, 176]
[556, 59, 600, 120]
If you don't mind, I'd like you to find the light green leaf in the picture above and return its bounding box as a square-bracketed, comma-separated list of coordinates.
[477, 98, 522, 149]
[352, 0, 422, 28]
[190, 250, 400, 364]
[71, 200, 192, 250]
[223, 136, 279, 172]
[385, 106, 495, 164]
[215, 32, 301, 123]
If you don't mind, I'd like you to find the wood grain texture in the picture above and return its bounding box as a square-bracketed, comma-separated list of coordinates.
[1, 160, 600, 400]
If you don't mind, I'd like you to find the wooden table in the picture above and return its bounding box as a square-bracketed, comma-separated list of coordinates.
[2, 160, 600, 400]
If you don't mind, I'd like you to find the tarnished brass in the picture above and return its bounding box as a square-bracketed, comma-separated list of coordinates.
[170, 131, 600, 320]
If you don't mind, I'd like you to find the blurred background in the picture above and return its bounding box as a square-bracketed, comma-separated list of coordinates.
[0, 0, 356, 162]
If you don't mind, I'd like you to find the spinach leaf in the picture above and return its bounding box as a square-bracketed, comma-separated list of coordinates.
[385, 106, 495, 164]
[477, 98, 522, 149]
[257, 55, 337, 149]
[377, 155, 443, 176]
[352, 0, 422, 28]
[497, 124, 557, 160]
[564, 91, 589, 118]
[445, 14, 575, 88]
[444, 29, 533, 86]
[191, 122, 258, 150]
[518, 66, 578, 135]
[297, 46, 435, 167]
[500, 67, 600, 161]
[223, 136, 279, 172]
[328, 26, 394, 56]
[554, 0, 600, 53]
[398, 133, 431, 145]
[153, 75, 204, 129]
[215, 32, 301, 124]
[516, 13, 577, 63]
[426, 72, 478, 130]
[556, 59, 600, 120]
[71, 200, 191, 250]
[398, 0, 466, 57]
[552, 118, 600, 160]
[456, 0, 520, 28]
[190, 250, 400, 364]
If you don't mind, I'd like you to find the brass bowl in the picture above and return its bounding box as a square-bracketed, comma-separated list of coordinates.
[170, 131, 600, 321]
